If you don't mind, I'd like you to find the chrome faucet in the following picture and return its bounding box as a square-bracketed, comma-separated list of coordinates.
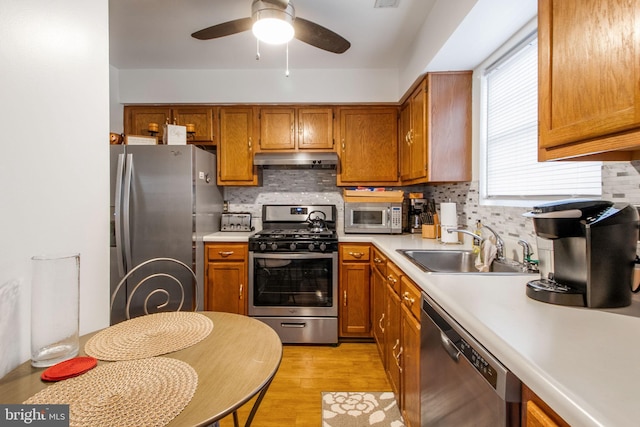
[446, 228, 482, 247]
[518, 239, 539, 273]
[480, 225, 505, 260]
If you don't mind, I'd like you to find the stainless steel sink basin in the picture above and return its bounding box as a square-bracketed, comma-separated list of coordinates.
[397, 249, 534, 274]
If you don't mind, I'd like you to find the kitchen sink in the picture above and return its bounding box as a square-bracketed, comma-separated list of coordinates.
[397, 249, 535, 274]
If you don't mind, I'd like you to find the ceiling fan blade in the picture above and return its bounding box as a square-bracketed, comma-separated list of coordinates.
[293, 17, 351, 54]
[191, 17, 253, 40]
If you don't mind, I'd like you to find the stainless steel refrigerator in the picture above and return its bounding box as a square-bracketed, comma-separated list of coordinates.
[110, 145, 222, 324]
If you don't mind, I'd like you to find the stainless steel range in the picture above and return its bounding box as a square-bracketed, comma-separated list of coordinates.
[248, 205, 338, 344]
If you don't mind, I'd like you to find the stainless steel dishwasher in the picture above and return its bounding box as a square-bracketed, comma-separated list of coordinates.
[421, 292, 521, 426]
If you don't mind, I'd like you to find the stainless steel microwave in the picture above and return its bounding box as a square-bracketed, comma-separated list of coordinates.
[344, 202, 403, 234]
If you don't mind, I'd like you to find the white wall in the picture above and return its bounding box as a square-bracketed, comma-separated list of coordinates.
[116, 68, 400, 104]
[0, 0, 110, 377]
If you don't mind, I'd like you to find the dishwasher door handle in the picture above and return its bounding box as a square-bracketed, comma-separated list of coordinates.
[440, 332, 460, 362]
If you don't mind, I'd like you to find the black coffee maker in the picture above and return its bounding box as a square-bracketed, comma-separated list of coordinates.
[524, 199, 639, 308]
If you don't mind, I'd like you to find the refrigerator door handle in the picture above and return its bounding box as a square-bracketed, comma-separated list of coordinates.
[114, 153, 126, 277]
[123, 153, 134, 271]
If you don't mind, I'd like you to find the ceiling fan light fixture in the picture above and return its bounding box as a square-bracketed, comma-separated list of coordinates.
[251, 1, 295, 45]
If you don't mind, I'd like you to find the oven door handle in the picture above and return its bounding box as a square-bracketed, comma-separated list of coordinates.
[281, 322, 306, 328]
[251, 252, 336, 260]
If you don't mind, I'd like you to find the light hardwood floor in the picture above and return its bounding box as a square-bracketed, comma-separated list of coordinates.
[218, 342, 391, 427]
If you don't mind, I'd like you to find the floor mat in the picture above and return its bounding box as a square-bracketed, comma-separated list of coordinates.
[322, 391, 405, 427]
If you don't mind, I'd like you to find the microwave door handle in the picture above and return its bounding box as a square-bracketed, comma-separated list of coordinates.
[387, 206, 391, 227]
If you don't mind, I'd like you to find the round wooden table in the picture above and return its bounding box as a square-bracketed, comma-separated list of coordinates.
[0, 312, 283, 427]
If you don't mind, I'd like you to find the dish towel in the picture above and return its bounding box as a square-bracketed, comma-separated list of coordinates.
[475, 237, 497, 272]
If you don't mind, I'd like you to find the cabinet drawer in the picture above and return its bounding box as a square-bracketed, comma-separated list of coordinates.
[206, 243, 247, 261]
[371, 246, 387, 276]
[386, 262, 403, 295]
[340, 244, 370, 262]
[400, 276, 421, 320]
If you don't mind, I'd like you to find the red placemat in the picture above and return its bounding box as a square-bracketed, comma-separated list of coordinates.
[41, 356, 97, 382]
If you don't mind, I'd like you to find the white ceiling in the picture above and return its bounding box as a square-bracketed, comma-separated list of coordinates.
[109, 0, 537, 74]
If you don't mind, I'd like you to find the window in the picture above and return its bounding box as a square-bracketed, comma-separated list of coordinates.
[480, 30, 601, 206]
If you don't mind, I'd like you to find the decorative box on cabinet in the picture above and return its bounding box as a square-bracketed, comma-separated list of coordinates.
[538, 0, 640, 161]
[204, 243, 248, 315]
[339, 243, 371, 338]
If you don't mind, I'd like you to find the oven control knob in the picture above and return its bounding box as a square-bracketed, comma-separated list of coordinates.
[289, 242, 297, 251]
[270, 242, 278, 251]
[308, 243, 316, 251]
[259, 242, 267, 251]
[319, 242, 327, 252]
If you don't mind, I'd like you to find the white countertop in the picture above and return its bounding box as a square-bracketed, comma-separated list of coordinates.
[204, 231, 640, 426]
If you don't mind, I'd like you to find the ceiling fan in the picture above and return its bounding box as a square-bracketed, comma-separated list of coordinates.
[191, 0, 351, 54]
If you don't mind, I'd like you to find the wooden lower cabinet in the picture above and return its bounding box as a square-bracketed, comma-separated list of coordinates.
[399, 276, 421, 427]
[339, 243, 372, 338]
[371, 247, 388, 360]
[204, 243, 248, 315]
[522, 384, 570, 427]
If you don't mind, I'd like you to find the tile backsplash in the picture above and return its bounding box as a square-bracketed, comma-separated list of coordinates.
[224, 161, 640, 256]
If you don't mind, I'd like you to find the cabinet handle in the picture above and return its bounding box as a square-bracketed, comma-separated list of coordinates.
[248, 137, 252, 152]
[349, 252, 364, 259]
[341, 139, 345, 151]
[403, 292, 415, 306]
[387, 275, 397, 285]
[393, 340, 403, 372]
[218, 251, 234, 257]
[239, 283, 243, 300]
[343, 290, 347, 306]
[378, 313, 385, 333]
[374, 257, 384, 264]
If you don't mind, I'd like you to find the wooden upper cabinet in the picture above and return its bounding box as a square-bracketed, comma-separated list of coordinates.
[336, 107, 399, 186]
[259, 107, 296, 150]
[218, 107, 258, 186]
[400, 72, 472, 184]
[124, 106, 172, 140]
[538, 0, 640, 160]
[257, 106, 333, 151]
[123, 106, 216, 145]
[298, 107, 334, 150]
[173, 107, 216, 144]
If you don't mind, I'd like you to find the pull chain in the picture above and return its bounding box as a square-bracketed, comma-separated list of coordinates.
[285, 42, 290, 77]
[256, 39, 260, 60]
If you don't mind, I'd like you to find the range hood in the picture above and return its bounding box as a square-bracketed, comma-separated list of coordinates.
[253, 152, 338, 168]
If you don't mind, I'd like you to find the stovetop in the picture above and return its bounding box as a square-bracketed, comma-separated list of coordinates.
[249, 204, 339, 253]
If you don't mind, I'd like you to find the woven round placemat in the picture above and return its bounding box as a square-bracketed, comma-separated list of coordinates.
[84, 311, 213, 361]
[24, 357, 197, 427]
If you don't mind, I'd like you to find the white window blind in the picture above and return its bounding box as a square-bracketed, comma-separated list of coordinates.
[483, 34, 601, 199]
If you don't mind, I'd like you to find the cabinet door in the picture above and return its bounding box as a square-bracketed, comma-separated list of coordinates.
[371, 264, 387, 363]
[218, 107, 258, 185]
[408, 81, 427, 180]
[259, 107, 296, 150]
[337, 107, 399, 185]
[386, 284, 402, 400]
[401, 303, 421, 427]
[205, 261, 246, 314]
[298, 107, 334, 150]
[173, 107, 215, 145]
[339, 262, 371, 337]
[124, 106, 172, 140]
[399, 101, 412, 181]
[539, 0, 640, 160]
